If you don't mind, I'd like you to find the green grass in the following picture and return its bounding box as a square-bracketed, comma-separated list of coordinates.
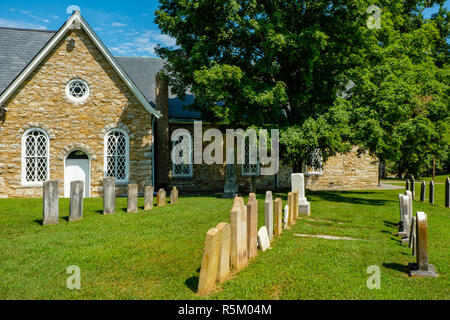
[0, 187, 449, 300]
[382, 174, 449, 184]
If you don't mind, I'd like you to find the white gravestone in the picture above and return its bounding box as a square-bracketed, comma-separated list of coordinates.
[257, 226, 271, 252]
[265, 191, 274, 241]
[283, 205, 289, 229]
[292, 173, 310, 215]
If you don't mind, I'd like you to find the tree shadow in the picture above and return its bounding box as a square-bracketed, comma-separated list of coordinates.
[383, 262, 409, 274]
[310, 191, 391, 206]
[185, 276, 199, 293]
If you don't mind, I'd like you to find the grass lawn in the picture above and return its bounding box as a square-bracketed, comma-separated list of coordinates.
[382, 174, 449, 184]
[0, 186, 448, 300]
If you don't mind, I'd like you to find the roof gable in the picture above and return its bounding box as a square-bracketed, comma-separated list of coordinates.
[0, 11, 161, 118]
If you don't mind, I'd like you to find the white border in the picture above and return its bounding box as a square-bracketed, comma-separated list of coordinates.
[21, 128, 50, 187]
[103, 128, 130, 184]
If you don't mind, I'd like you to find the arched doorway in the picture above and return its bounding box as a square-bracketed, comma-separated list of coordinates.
[64, 150, 90, 198]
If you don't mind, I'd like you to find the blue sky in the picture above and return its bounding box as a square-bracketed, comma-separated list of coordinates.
[0, 1, 448, 58]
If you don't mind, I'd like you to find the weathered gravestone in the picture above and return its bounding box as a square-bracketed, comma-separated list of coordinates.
[127, 184, 138, 213]
[274, 198, 283, 236]
[222, 148, 239, 199]
[292, 190, 299, 219]
[265, 191, 274, 241]
[247, 196, 258, 260]
[249, 193, 256, 202]
[230, 197, 248, 272]
[288, 192, 295, 225]
[157, 188, 166, 207]
[144, 186, 153, 210]
[398, 194, 405, 233]
[409, 216, 417, 256]
[400, 194, 412, 242]
[429, 180, 434, 204]
[216, 222, 231, 283]
[283, 205, 289, 229]
[405, 190, 413, 226]
[446, 178, 450, 208]
[411, 175, 415, 199]
[197, 228, 221, 295]
[257, 226, 271, 252]
[69, 181, 84, 222]
[170, 186, 179, 204]
[292, 173, 311, 216]
[406, 180, 410, 192]
[103, 177, 116, 215]
[408, 212, 438, 277]
[420, 181, 426, 202]
[43, 180, 59, 226]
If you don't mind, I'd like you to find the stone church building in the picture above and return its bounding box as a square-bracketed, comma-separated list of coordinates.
[0, 12, 379, 199]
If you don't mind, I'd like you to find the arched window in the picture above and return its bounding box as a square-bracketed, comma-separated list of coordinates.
[22, 128, 50, 185]
[104, 129, 129, 183]
[172, 131, 193, 178]
[242, 137, 259, 176]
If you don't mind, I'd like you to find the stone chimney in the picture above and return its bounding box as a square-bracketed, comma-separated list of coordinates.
[155, 76, 170, 189]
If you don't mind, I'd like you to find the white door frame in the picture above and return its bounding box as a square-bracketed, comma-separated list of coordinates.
[64, 149, 91, 198]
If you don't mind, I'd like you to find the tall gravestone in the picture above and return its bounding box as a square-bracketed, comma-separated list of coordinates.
[292, 173, 311, 216]
[216, 222, 231, 283]
[399, 195, 409, 239]
[409, 216, 416, 256]
[170, 186, 179, 204]
[247, 196, 258, 260]
[445, 178, 450, 208]
[230, 197, 248, 272]
[103, 177, 115, 215]
[411, 175, 415, 199]
[429, 180, 434, 204]
[420, 181, 426, 202]
[127, 184, 138, 213]
[274, 198, 283, 236]
[222, 148, 239, 199]
[287, 192, 295, 225]
[69, 181, 84, 222]
[144, 186, 154, 210]
[405, 190, 413, 226]
[283, 205, 289, 229]
[197, 227, 221, 295]
[157, 189, 166, 207]
[398, 194, 405, 233]
[408, 212, 438, 277]
[406, 180, 410, 192]
[43, 180, 59, 226]
[264, 191, 274, 241]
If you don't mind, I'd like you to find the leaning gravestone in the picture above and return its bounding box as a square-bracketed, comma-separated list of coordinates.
[157, 189, 166, 207]
[230, 197, 248, 272]
[170, 186, 179, 204]
[408, 212, 438, 277]
[274, 198, 283, 236]
[265, 191, 274, 241]
[43, 180, 59, 226]
[445, 178, 450, 208]
[411, 175, 415, 199]
[257, 226, 271, 252]
[283, 205, 289, 229]
[216, 222, 231, 283]
[292, 173, 311, 216]
[69, 181, 84, 222]
[420, 181, 426, 202]
[127, 184, 138, 213]
[429, 180, 434, 204]
[247, 196, 258, 260]
[144, 186, 153, 210]
[197, 227, 221, 295]
[103, 177, 115, 215]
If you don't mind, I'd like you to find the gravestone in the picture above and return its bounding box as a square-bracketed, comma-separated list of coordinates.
[103, 177, 116, 215]
[406, 180, 410, 192]
[144, 186, 153, 210]
[257, 226, 271, 252]
[398, 194, 404, 233]
[429, 180, 434, 204]
[247, 196, 258, 260]
[420, 181, 426, 202]
[292, 173, 311, 215]
[400, 195, 411, 241]
[170, 186, 179, 204]
[127, 184, 138, 213]
[43, 180, 59, 226]
[405, 191, 413, 226]
[288, 192, 295, 225]
[197, 228, 221, 295]
[157, 189, 166, 207]
[222, 148, 239, 199]
[409, 216, 416, 256]
[216, 222, 231, 283]
[411, 175, 415, 199]
[283, 205, 289, 229]
[408, 212, 438, 277]
[446, 178, 450, 208]
[274, 198, 282, 237]
[249, 193, 256, 202]
[69, 181, 84, 222]
[292, 190, 299, 219]
[265, 191, 274, 241]
[230, 197, 248, 271]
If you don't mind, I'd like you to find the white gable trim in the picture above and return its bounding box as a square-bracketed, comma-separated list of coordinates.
[0, 11, 162, 119]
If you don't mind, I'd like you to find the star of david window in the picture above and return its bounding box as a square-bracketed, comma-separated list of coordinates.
[66, 79, 89, 102]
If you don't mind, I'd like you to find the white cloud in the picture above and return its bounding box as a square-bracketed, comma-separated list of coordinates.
[17, 10, 51, 24]
[108, 30, 177, 57]
[0, 18, 47, 30]
[112, 22, 127, 27]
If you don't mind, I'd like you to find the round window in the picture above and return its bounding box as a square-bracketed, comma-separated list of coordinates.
[66, 79, 89, 102]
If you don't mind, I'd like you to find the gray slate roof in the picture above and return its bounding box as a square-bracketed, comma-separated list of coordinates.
[0, 27, 200, 120]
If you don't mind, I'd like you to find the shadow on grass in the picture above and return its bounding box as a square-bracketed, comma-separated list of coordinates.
[185, 276, 199, 293]
[383, 262, 409, 274]
[33, 218, 43, 226]
[309, 191, 391, 206]
[95, 210, 104, 215]
[383, 220, 398, 228]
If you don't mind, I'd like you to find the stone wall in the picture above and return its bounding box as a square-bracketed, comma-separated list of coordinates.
[0, 28, 153, 198]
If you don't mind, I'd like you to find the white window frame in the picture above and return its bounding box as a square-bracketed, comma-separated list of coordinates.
[65, 79, 90, 104]
[305, 149, 323, 176]
[172, 131, 193, 178]
[21, 128, 50, 187]
[103, 129, 130, 184]
[241, 137, 260, 177]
